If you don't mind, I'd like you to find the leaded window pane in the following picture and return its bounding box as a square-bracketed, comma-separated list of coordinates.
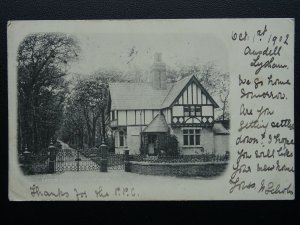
[195, 106, 201, 116]
[184, 106, 189, 116]
[189, 135, 194, 145]
[120, 136, 124, 146]
[183, 135, 188, 145]
[195, 135, 200, 145]
[190, 106, 195, 116]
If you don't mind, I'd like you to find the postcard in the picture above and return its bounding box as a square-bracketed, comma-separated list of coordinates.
[8, 19, 294, 200]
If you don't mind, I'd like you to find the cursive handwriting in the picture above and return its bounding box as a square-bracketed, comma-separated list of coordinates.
[30, 184, 69, 199]
[230, 23, 294, 198]
[258, 179, 293, 195]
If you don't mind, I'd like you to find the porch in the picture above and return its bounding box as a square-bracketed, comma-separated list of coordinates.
[142, 113, 169, 155]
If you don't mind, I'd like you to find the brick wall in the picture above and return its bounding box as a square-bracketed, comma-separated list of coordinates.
[126, 161, 228, 177]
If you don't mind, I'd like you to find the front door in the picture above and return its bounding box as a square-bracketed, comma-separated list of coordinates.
[148, 134, 157, 155]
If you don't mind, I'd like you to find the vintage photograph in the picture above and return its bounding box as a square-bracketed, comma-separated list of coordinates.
[16, 29, 230, 180]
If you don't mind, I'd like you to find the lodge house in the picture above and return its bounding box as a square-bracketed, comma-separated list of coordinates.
[109, 53, 229, 155]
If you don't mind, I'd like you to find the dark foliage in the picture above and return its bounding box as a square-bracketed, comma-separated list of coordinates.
[157, 133, 179, 156]
[17, 33, 80, 154]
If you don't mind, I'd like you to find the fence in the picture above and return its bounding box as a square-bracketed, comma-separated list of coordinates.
[19, 144, 125, 174]
[19, 148, 51, 175]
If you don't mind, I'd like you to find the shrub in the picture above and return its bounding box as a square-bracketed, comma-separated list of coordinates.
[140, 144, 148, 155]
[157, 133, 179, 156]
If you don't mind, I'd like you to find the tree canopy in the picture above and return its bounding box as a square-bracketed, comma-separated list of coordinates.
[17, 33, 80, 153]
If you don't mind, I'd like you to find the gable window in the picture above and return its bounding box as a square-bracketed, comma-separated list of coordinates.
[184, 106, 189, 116]
[183, 128, 201, 146]
[195, 106, 201, 116]
[119, 129, 127, 147]
[183, 106, 201, 117]
[190, 106, 195, 116]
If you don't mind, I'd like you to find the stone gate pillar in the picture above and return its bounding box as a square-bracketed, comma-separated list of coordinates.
[48, 140, 56, 174]
[124, 150, 130, 172]
[100, 143, 108, 172]
[23, 145, 32, 175]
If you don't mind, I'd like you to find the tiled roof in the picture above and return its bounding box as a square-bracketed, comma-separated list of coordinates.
[110, 82, 170, 110]
[143, 114, 169, 133]
[109, 75, 218, 110]
[109, 76, 191, 110]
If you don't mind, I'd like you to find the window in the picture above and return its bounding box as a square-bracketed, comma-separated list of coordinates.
[119, 130, 127, 147]
[195, 106, 201, 116]
[184, 106, 189, 116]
[183, 106, 201, 117]
[183, 128, 201, 146]
[190, 106, 195, 116]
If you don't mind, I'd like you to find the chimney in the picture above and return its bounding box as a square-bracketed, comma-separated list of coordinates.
[151, 53, 167, 90]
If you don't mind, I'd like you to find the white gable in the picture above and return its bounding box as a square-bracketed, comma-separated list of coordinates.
[174, 80, 214, 106]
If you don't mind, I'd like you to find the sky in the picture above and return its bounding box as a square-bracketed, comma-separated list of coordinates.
[68, 32, 229, 76]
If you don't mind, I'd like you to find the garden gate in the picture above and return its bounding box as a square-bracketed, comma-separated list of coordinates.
[55, 148, 125, 172]
[56, 148, 100, 172]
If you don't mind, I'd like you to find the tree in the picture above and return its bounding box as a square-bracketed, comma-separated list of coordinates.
[214, 73, 230, 121]
[17, 33, 80, 153]
[61, 96, 86, 148]
[72, 76, 110, 147]
[91, 68, 126, 83]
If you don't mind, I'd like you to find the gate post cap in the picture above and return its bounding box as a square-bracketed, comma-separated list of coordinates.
[100, 139, 107, 147]
[48, 139, 56, 149]
[23, 145, 30, 154]
[100, 140, 107, 147]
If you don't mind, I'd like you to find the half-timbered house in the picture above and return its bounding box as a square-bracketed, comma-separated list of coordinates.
[109, 53, 229, 155]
